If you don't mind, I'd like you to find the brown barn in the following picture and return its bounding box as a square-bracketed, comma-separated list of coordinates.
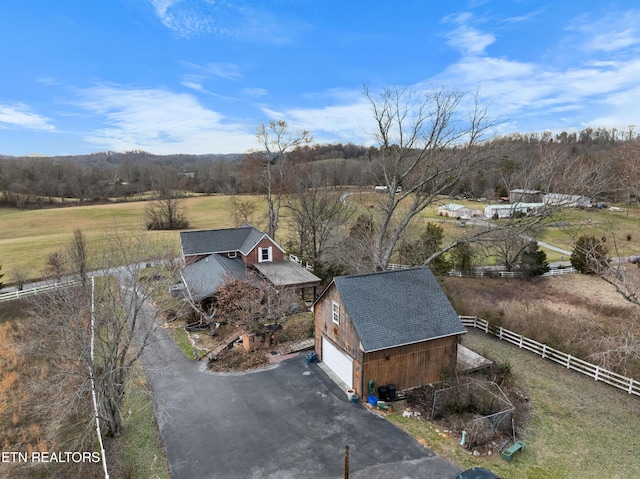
[313, 267, 466, 399]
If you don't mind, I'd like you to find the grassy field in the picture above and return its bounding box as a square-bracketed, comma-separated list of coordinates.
[2, 191, 640, 282]
[388, 329, 640, 479]
[0, 195, 267, 282]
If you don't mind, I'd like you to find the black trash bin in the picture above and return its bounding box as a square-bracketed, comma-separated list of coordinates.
[387, 384, 396, 401]
[378, 385, 389, 401]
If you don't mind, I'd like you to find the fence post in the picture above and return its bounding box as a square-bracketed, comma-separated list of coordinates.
[519, 335, 523, 349]
[566, 355, 571, 369]
[630, 378, 635, 395]
[595, 365, 599, 382]
[542, 344, 547, 359]
[499, 327, 503, 341]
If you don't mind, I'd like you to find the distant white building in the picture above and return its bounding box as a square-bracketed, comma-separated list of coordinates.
[543, 193, 591, 208]
[438, 203, 483, 219]
[484, 203, 545, 219]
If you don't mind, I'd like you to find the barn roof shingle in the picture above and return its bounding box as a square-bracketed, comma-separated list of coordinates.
[331, 267, 466, 352]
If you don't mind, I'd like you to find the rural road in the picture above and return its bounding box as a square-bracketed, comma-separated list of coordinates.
[138, 309, 462, 479]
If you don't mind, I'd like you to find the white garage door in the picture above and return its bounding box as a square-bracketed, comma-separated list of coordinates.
[321, 336, 353, 388]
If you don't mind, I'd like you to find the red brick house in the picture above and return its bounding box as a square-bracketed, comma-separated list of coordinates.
[180, 224, 320, 312]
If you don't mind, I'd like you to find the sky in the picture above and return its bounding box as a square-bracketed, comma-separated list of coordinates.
[1, 0, 640, 156]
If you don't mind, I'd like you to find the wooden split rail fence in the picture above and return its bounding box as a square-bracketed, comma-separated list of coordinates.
[460, 315, 640, 398]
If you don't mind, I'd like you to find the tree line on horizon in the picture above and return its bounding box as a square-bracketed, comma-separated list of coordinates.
[0, 125, 639, 208]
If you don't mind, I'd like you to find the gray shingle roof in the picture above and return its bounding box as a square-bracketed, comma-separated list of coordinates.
[181, 254, 251, 301]
[180, 225, 273, 256]
[332, 267, 466, 352]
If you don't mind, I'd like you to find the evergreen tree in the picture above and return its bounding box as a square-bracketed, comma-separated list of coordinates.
[399, 223, 451, 274]
[449, 243, 477, 275]
[520, 241, 550, 277]
[571, 235, 610, 274]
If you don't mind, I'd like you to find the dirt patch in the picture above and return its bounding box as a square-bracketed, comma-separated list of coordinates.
[205, 313, 314, 371]
[207, 347, 270, 372]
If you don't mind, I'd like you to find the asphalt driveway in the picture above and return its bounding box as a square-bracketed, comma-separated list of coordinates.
[140, 316, 462, 479]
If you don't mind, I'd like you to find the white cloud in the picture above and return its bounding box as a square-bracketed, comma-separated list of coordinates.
[568, 9, 640, 53]
[147, 0, 302, 42]
[503, 9, 544, 25]
[262, 94, 376, 145]
[180, 62, 243, 94]
[428, 7, 640, 135]
[442, 13, 495, 56]
[0, 103, 55, 131]
[77, 86, 255, 154]
[184, 62, 243, 81]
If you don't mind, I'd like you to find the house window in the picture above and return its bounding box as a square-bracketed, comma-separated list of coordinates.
[228, 251, 237, 258]
[258, 246, 272, 263]
[332, 301, 340, 325]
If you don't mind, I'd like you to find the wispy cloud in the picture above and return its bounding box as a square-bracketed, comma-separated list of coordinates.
[180, 62, 244, 97]
[262, 92, 375, 145]
[431, 7, 640, 134]
[0, 103, 55, 131]
[568, 9, 640, 53]
[442, 12, 495, 56]
[148, 0, 304, 42]
[503, 9, 544, 25]
[77, 85, 255, 154]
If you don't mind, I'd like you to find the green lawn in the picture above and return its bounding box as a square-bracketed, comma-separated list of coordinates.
[388, 330, 640, 479]
[0, 195, 264, 282]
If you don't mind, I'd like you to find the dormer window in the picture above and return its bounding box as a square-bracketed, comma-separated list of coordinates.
[258, 246, 272, 263]
[228, 251, 237, 258]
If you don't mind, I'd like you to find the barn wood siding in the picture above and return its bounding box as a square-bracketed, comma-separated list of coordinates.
[314, 284, 364, 393]
[362, 336, 459, 393]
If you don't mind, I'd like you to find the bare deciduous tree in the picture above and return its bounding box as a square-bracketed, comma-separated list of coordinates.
[363, 85, 496, 270]
[215, 274, 299, 336]
[287, 163, 353, 262]
[255, 120, 312, 240]
[68, 228, 89, 286]
[145, 165, 189, 230]
[30, 228, 178, 438]
[229, 196, 258, 227]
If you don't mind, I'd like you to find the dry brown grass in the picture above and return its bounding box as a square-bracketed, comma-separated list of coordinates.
[440, 273, 640, 377]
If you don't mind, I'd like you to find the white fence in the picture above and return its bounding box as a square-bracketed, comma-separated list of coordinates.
[0, 280, 79, 303]
[449, 267, 576, 278]
[288, 254, 314, 271]
[460, 315, 640, 398]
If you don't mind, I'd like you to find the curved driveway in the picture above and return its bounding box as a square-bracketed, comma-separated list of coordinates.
[140, 312, 461, 479]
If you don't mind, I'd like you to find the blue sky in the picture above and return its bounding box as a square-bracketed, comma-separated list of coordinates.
[1, 0, 640, 156]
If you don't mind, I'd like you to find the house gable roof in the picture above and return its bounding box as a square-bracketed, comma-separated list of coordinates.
[180, 224, 284, 257]
[329, 267, 466, 352]
[181, 254, 251, 301]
